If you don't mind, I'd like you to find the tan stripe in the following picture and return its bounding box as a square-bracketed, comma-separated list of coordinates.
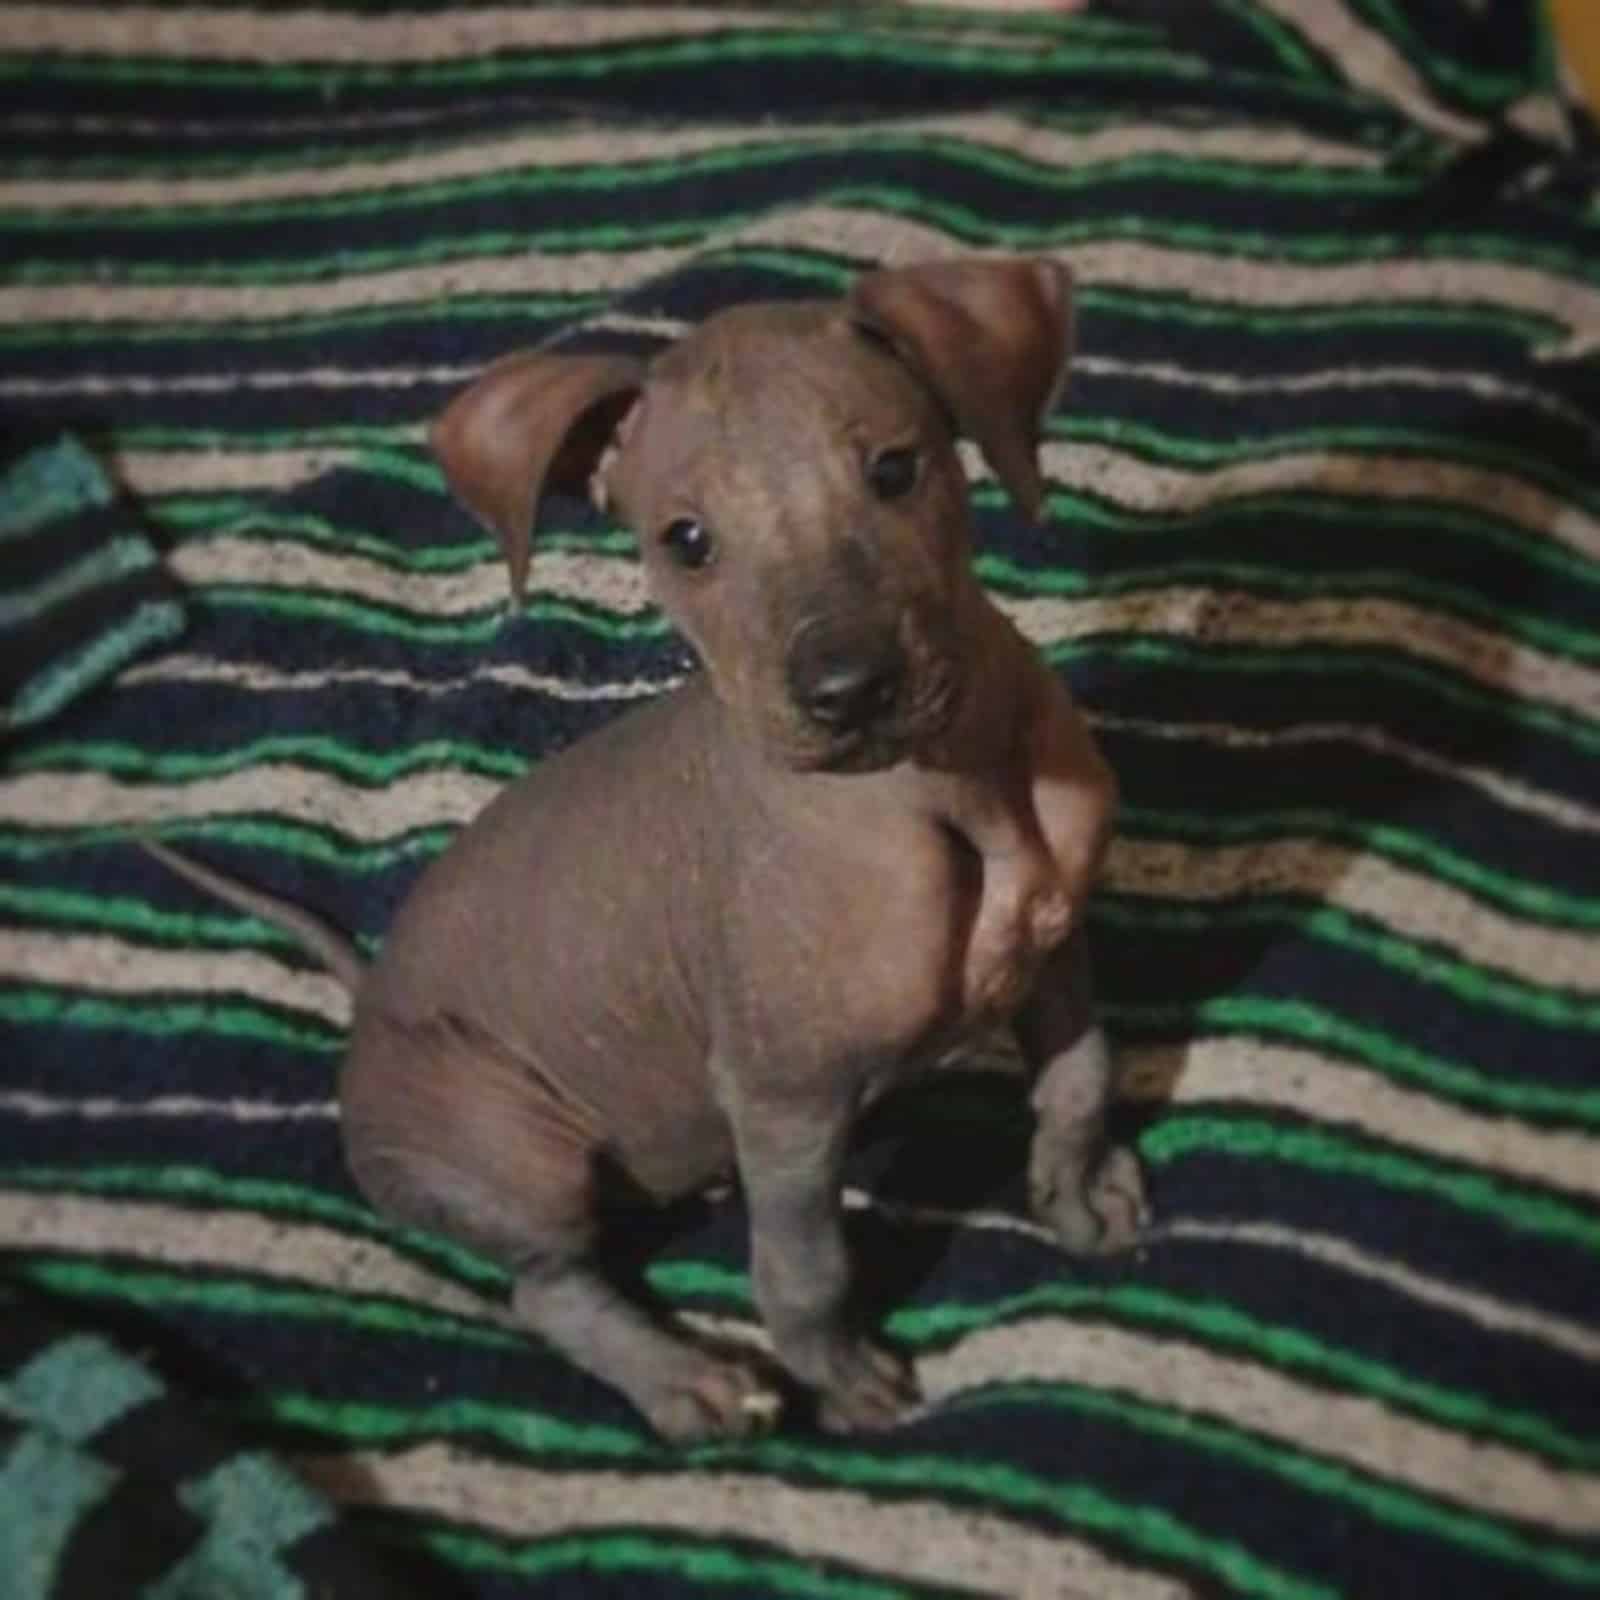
[1092, 711, 1600, 838]
[167, 536, 652, 617]
[1254, 0, 1482, 142]
[0, 363, 481, 399]
[1107, 836, 1600, 993]
[1006, 586, 1600, 727]
[294, 1440, 1190, 1600]
[5, 1187, 1590, 1540]
[19, 205, 1600, 361]
[0, 765, 494, 838]
[0, 6, 785, 63]
[1032, 436, 1600, 562]
[845, 1185, 1600, 1368]
[0, 929, 350, 1026]
[0, 113, 1380, 213]
[166, 526, 1600, 732]
[3, 765, 1588, 1009]
[119, 654, 676, 703]
[1164, 1219, 1600, 1367]
[926, 1317, 1599, 1536]
[1122, 1038, 1600, 1202]
[0, 1188, 491, 1325]
[114, 447, 351, 497]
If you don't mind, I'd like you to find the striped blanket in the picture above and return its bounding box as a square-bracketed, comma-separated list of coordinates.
[3, 3, 1599, 1596]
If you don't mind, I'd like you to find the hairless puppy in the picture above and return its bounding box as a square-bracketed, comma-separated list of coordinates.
[147, 255, 1148, 1441]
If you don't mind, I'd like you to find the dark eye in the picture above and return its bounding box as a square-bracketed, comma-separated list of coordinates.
[660, 517, 715, 571]
[867, 446, 919, 501]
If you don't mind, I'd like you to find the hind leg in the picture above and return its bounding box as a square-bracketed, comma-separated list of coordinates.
[341, 1012, 779, 1442]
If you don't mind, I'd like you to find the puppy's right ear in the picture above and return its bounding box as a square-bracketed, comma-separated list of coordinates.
[431, 352, 643, 605]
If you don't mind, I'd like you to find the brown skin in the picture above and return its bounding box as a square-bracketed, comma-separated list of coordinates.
[149, 257, 1148, 1442]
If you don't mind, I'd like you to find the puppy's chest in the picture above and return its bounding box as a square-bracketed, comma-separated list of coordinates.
[727, 813, 980, 1057]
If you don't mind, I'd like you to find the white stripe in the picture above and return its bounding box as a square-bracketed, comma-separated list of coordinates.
[166, 536, 652, 617]
[0, 1091, 337, 1122]
[1254, 0, 1483, 142]
[118, 654, 679, 703]
[0, 7, 790, 63]
[4, 1187, 1590, 1540]
[0, 764, 495, 838]
[1122, 1038, 1600, 1201]
[1, 930, 350, 1026]
[17, 205, 1600, 359]
[1009, 585, 1600, 726]
[116, 448, 353, 497]
[1107, 836, 1600, 995]
[925, 1317, 1598, 1536]
[0, 113, 1382, 214]
[1072, 355, 1600, 444]
[3, 771, 1590, 1014]
[0, 1189, 490, 1324]
[1163, 1219, 1600, 1367]
[1030, 437, 1600, 564]
[157, 529, 1600, 732]
[294, 1440, 1192, 1600]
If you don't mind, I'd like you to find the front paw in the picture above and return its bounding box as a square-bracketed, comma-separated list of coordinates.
[1031, 1143, 1150, 1256]
[965, 888, 1073, 1016]
[814, 1338, 921, 1433]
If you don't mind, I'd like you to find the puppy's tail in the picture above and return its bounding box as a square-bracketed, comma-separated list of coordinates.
[141, 839, 366, 995]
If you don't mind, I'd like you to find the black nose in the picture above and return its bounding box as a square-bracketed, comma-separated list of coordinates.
[788, 628, 905, 733]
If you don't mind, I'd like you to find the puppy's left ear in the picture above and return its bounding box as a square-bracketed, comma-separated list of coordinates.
[848, 256, 1073, 522]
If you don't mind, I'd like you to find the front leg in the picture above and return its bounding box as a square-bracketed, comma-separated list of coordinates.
[1015, 934, 1149, 1255]
[726, 1074, 919, 1431]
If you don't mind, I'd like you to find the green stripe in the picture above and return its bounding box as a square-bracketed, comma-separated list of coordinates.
[0, 294, 592, 348]
[1143, 1114, 1600, 1253]
[11, 859, 1593, 1126]
[9, 1163, 1592, 1470]
[1215, 0, 1338, 82]
[1110, 993, 1600, 1125]
[0, 882, 315, 952]
[0, 815, 453, 870]
[661, 1261, 1600, 1471]
[0, 137, 1401, 238]
[1036, 481, 1600, 601]
[256, 1398, 1333, 1600]
[0, 534, 157, 628]
[0, 131, 1404, 234]
[0, 1163, 499, 1286]
[1, 35, 1215, 93]
[1078, 282, 1560, 343]
[1097, 896, 1600, 1031]
[1118, 806, 1600, 933]
[16, 1257, 516, 1352]
[1047, 632, 1600, 761]
[1352, 0, 1531, 106]
[6, 598, 185, 733]
[11, 733, 527, 785]
[199, 584, 664, 644]
[16, 198, 1593, 286]
[1050, 415, 1600, 527]
[418, 1525, 949, 1600]
[0, 988, 342, 1054]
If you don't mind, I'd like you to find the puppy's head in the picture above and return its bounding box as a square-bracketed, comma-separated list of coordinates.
[433, 256, 1073, 771]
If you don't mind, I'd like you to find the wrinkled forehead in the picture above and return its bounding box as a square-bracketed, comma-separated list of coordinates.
[609, 304, 935, 514]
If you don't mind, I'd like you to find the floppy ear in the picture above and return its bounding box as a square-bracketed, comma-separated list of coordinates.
[431, 351, 644, 604]
[848, 256, 1073, 522]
